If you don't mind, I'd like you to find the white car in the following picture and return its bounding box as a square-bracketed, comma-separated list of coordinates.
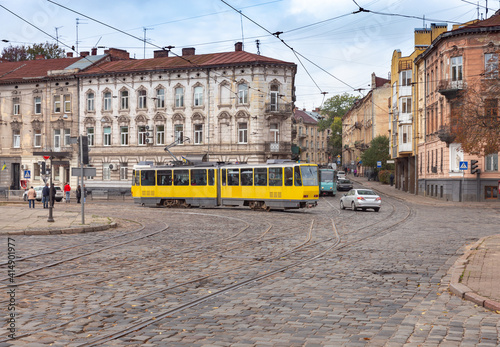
[337, 171, 346, 179]
[340, 188, 381, 212]
[23, 186, 63, 202]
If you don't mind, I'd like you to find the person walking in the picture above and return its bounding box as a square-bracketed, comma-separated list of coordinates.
[64, 182, 71, 203]
[42, 183, 50, 208]
[83, 184, 87, 203]
[27, 186, 36, 208]
[390, 172, 395, 187]
[76, 185, 81, 204]
[50, 183, 56, 207]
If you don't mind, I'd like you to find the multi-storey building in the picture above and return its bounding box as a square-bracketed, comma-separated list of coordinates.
[293, 109, 329, 164]
[78, 43, 297, 191]
[0, 53, 105, 192]
[414, 13, 500, 201]
[342, 73, 390, 175]
[389, 24, 448, 193]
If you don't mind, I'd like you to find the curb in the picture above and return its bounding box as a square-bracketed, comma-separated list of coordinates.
[448, 237, 500, 313]
[1, 221, 117, 236]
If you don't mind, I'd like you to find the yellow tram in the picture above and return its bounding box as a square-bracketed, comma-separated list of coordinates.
[131, 161, 319, 210]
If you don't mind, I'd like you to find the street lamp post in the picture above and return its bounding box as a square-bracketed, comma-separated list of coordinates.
[47, 157, 54, 222]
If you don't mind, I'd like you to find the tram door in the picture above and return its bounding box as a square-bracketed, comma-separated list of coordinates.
[216, 168, 222, 206]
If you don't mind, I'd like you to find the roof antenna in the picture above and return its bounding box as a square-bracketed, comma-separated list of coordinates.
[239, 11, 245, 50]
[256, 39, 260, 55]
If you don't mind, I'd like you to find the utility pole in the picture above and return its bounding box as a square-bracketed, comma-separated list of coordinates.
[143, 27, 153, 59]
[76, 18, 87, 54]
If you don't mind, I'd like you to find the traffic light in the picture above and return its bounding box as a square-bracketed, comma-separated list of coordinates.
[81, 136, 89, 165]
[470, 160, 480, 174]
[41, 161, 46, 175]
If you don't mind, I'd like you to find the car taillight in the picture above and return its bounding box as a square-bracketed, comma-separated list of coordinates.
[376, 197, 381, 201]
[357, 197, 365, 200]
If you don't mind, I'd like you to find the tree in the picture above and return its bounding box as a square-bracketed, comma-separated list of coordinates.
[448, 77, 500, 155]
[1, 42, 65, 61]
[360, 135, 390, 169]
[318, 93, 357, 131]
[327, 117, 343, 159]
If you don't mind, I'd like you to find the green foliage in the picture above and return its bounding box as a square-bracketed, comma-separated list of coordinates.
[318, 93, 357, 131]
[378, 170, 393, 185]
[361, 135, 391, 169]
[1, 42, 65, 61]
[328, 117, 343, 158]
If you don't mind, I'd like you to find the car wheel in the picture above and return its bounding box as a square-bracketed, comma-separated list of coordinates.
[351, 202, 357, 211]
[374, 208, 380, 212]
[23, 195, 27, 201]
[340, 200, 345, 210]
[362, 208, 366, 211]
[56, 199, 62, 202]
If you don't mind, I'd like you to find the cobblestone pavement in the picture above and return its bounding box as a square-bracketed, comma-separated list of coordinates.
[1, 184, 499, 346]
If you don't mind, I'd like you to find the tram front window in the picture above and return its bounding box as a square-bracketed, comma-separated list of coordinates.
[300, 166, 318, 186]
[321, 170, 334, 183]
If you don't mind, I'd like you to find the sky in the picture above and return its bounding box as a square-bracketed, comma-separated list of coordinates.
[0, 0, 496, 110]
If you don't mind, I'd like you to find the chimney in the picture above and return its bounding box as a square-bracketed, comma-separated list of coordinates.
[154, 50, 169, 58]
[235, 42, 243, 51]
[80, 51, 90, 57]
[35, 54, 45, 60]
[66, 52, 73, 58]
[182, 47, 195, 56]
[91, 47, 97, 56]
[104, 48, 130, 61]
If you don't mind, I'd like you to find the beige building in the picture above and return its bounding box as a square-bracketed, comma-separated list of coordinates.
[293, 109, 330, 164]
[342, 73, 390, 174]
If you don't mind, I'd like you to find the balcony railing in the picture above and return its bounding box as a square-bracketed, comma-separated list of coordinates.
[265, 141, 291, 153]
[264, 103, 293, 114]
[438, 79, 465, 99]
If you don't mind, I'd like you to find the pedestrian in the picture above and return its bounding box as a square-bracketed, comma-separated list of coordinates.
[390, 172, 395, 186]
[64, 182, 71, 203]
[42, 183, 50, 208]
[50, 183, 56, 207]
[83, 184, 87, 203]
[27, 186, 36, 208]
[76, 185, 81, 204]
[354, 169, 357, 177]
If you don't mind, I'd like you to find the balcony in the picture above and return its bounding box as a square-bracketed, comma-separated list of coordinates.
[265, 141, 291, 154]
[264, 103, 293, 119]
[438, 79, 465, 100]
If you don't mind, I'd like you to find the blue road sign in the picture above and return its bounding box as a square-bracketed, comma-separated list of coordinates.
[377, 161, 382, 168]
[23, 170, 31, 179]
[459, 161, 468, 170]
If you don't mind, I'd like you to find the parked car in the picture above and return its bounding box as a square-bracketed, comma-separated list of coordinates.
[337, 171, 346, 179]
[340, 189, 381, 212]
[23, 185, 63, 202]
[337, 179, 353, 191]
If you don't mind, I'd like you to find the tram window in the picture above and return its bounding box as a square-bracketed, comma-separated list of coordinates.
[191, 169, 207, 186]
[174, 169, 189, 186]
[284, 167, 293, 186]
[254, 168, 267, 186]
[294, 166, 302, 186]
[132, 170, 140, 186]
[157, 170, 172, 186]
[222, 169, 226, 186]
[300, 166, 318, 186]
[208, 169, 215, 186]
[141, 170, 155, 186]
[228, 169, 240, 186]
[269, 167, 282, 186]
[241, 168, 253, 186]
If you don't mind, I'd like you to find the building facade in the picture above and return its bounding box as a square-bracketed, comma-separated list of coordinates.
[414, 13, 500, 201]
[293, 109, 330, 164]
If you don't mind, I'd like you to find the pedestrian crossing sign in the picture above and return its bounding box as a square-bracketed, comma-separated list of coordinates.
[459, 161, 468, 170]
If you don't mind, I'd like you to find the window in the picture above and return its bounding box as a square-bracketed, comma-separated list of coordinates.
[13, 130, 20, 148]
[54, 95, 61, 113]
[269, 167, 282, 186]
[103, 163, 111, 180]
[64, 95, 71, 113]
[220, 83, 231, 104]
[485, 53, 498, 79]
[138, 126, 147, 146]
[138, 90, 147, 109]
[120, 90, 129, 110]
[120, 164, 128, 180]
[300, 166, 318, 186]
[34, 96, 42, 114]
[208, 169, 215, 185]
[194, 124, 203, 144]
[400, 70, 411, 86]
[486, 153, 498, 171]
[34, 129, 41, 147]
[270, 85, 279, 111]
[173, 170, 189, 185]
[103, 92, 112, 111]
[485, 186, 498, 199]
[103, 126, 111, 146]
[270, 123, 279, 143]
[175, 87, 184, 107]
[87, 127, 95, 146]
[191, 169, 207, 186]
[156, 88, 165, 108]
[284, 167, 293, 186]
[228, 169, 240, 186]
[451, 56, 463, 82]
[54, 129, 61, 150]
[194, 86, 203, 106]
[484, 98, 498, 121]
[13, 98, 20, 115]
[401, 97, 411, 114]
[254, 168, 267, 186]
[238, 122, 248, 144]
[157, 170, 172, 185]
[174, 124, 184, 143]
[87, 93, 95, 111]
[241, 168, 253, 186]
[238, 83, 248, 104]
[120, 126, 129, 146]
[156, 125, 165, 145]
[64, 129, 70, 146]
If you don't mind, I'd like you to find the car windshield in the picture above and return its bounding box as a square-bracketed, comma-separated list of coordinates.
[339, 179, 350, 183]
[357, 190, 377, 196]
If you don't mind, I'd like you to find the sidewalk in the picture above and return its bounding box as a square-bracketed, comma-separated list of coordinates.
[0, 203, 116, 235]
[350, 175, 500, 312]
